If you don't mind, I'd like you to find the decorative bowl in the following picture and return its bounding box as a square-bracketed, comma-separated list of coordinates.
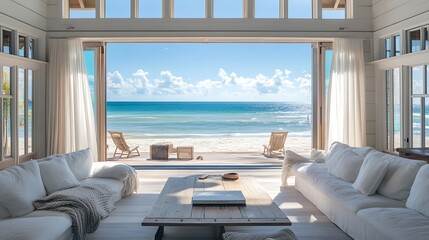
[221, 172, 239, 180]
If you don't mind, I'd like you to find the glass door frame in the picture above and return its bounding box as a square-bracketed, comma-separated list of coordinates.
[83, 42, 106, 161]
[312, 42, 332, 149]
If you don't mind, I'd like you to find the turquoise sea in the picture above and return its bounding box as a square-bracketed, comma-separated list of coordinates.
[107, 102, 311, 139]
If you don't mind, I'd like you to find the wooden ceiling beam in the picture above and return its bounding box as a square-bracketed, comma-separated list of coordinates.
[78, 0, 85, 9]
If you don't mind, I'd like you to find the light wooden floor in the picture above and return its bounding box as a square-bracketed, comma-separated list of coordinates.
[87, 169, 352, 240]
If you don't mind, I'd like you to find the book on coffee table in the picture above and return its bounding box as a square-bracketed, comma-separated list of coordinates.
[192, 191, 246, 205]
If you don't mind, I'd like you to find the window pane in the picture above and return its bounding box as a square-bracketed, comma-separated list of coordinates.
[2, 66, 10, 95]
[70, 10, 96, 18]
[386, 70, 391, 150]
[18, 35, 26, 57]
[28, 38, 34, 59]
[288, 0, 312, 19]
[18, 69, 25, 156]
[412, 98, 422, 147]
[175, 0, 205, 18]
[322, 0, 346, 19]
[139, 0, 162, 18]
[385, 37, 391, 58]
[69, 0, 96, 18]
[255, 0, 279, 18]
[393, 68, 401, 149]
[28, 70, 32, 153]
[84, 50, 96, 113]
[2, 98, 12, 159]
[2, 30, 12, 54]
[409, 29, 421, 53]
[106, 0, 131, 18]
[412, 66, 424, 95]
[214, 0, 243, 18]
[394, 35, 401, 56]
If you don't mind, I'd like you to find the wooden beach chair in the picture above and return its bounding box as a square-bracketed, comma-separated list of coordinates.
[109, 131, 140, 158]
[263, 132, 289, 156]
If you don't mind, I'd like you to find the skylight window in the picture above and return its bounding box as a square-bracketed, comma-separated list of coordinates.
[255, 0, 280, 18]
[69, 0, 96, 18]
[106, 0, 131, 18]
[214, 0, 243, 18]
[322, 0, 346, 19]
[175, 0, 205, 18]
[288, 0, 312, 19]
[139, 0, 162, 18]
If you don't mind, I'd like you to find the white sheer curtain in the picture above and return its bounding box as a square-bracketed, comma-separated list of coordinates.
[47, 38, 98, 159]
[326, 38, 366, 147]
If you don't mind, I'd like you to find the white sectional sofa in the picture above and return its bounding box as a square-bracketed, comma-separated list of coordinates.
[288, 142, 429, 240]
[0, 149, 137, 240]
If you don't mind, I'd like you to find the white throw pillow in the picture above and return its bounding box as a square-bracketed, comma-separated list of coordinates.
[352, 151, 389, 196]
[91, 162, 132, 181]
[38, 157, 80, 195]
[376, 151, 426, 201]
[324, 142, 349, 166]
[284, 150, 310, 165]
[56, 148, 94, 180]
[327, 148, 365, 183]
[406, 165, 429, 217]
[0, 161, 46, 217]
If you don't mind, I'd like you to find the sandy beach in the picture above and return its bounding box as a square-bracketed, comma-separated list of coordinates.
[107, 136, 312, 157]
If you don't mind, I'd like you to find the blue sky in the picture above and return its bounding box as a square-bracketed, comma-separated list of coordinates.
[95, 43, 313, 102]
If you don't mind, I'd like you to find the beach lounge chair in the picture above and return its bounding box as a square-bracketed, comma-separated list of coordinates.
[263, 132, 289, 156]
[109, 131, 140, 158]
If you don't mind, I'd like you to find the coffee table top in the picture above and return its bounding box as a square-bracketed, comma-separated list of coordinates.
[142, 176, 291, 227]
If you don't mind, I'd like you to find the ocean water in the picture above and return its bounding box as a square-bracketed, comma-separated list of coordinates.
[107, 102, 311, 139]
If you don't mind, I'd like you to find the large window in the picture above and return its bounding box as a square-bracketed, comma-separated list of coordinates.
[1, 66, 13, 160]
[386, 68, 401, 151]
[18, 69, 33, 156]
[410, 65, 429, 147]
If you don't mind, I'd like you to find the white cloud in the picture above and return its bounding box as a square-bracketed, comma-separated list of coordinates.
[106, 68, 312, 102]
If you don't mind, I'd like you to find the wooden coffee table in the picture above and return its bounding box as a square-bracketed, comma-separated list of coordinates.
[142, 176, 291, 240]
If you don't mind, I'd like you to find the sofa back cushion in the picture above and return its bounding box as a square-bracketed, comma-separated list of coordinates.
[56, 148, 94, 180]
[352, 151, 389, 196]
[376, 152, 426, 201]
[0, 161, 46, 217]
[327, 148, 365, 182]
[38, 157, 80, 195]
[406, 165, 429, 217]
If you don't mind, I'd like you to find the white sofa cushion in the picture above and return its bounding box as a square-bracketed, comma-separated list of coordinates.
[375, 151, 426, 201]
[406, 164, 429, 216]
[38, 157, 80, 195]
[0, 161, 46, 217]
[325, 142, 349, 166]
[357, 207, 429, 240]
[0, 206, 9, 219]
[0, 210, 72, 240]
[56, 148, 94, 180]
[352, 151, 389, 195]
[327, 148, 365, 183]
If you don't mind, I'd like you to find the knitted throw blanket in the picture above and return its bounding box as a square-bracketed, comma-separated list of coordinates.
[33, 184, 114, 240]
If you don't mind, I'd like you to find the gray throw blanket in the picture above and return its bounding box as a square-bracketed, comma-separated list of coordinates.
[33, 184, 115, 240]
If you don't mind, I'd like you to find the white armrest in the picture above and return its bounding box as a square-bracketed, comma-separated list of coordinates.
[90, 162, 138, 196]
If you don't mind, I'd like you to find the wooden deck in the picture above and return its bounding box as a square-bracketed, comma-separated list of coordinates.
[87, 169, 352, 240]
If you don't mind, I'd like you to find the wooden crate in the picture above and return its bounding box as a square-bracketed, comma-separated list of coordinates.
[150, 144, 170, 160]
[177, 146, 194, 160]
